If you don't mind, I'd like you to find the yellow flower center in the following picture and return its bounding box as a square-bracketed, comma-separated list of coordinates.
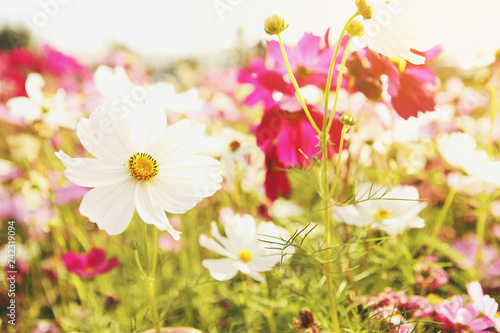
[128, 152, 159, 181]
[373, 209, 390, 221]
[238, 249, 253, 263]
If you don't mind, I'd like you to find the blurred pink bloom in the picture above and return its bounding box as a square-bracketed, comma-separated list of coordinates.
[346, 47, 437, 119]
[267, 32, 348, 89]
[435, 295, 495, 333]
[54, 184, 91, 205]
[414, 255, 449, 292]
[452, 235, 498, 270]
[158, 234, 181, 253]
[31, 321, 61, 333]
[61, 248, 120, 279]
[466, 281, 500, 331]
[238, 58, 294, 110]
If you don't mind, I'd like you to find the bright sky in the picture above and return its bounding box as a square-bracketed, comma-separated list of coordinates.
[1, 0, 500, 67]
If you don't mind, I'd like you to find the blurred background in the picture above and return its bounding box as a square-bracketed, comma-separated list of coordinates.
[1, 0, 500, 69]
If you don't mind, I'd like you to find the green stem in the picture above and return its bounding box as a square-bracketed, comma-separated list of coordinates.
[142, 218, 150, 273]
[475, 190, 488, 279]
[263, 274, 277, 333]
[321, 113, 339, 330]
[326, 37, 352, 133]
[277, 33, 321, 134]
[240, 276, 251, 331]
[486, 83, 498, 155]
[147, 277, 161, 333]
[428, 187, 457, 255]
[324, 13, 358, 126]
[330, 124, 350, 198]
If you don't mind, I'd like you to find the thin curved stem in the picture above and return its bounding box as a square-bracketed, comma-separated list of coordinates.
[326, 37, 352, 133]
[323, 12, 358, 123]
[277, 33, 322, 135]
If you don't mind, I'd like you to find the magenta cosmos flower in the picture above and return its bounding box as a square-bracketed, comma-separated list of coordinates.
[62, 248, 120, 278]
[254, 102, 343, 201]
[266, 32, 348, 89]
[346, 47, 437, 119]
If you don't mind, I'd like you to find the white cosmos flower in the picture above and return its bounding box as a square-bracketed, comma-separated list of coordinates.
[437, 132, 500, 187]
[359, 0, 425, 65]
[55, 85, 222, 240]
[199, 213, 294, 282]
[7, 73, 76, 130]
[334, 183, 426, 235]
[94, 65, 203, 115]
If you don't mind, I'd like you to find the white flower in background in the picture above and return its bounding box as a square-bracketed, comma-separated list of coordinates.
[94, 65, 203, 114]
[199, 213, 294, 282]
[334, 183, 426, 235]
[356, 0, 425, 64]
[55, 85, 222, 240]
[437, 132, 500, 187]
[269, 198, 304, 219]
[7, 73, 76, 130]
[201, 127, 265, 193]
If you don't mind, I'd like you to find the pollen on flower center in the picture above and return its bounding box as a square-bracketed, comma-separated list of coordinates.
[128, 152, 159, 181]
[373, 209, 390, 221]
[238, 249, 253, 263]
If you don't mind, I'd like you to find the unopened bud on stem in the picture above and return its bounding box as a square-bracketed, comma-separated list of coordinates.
[340, 111, 356, 126]
[264, 14, 288, 35]
[346, 20, 365, 37]
[355, 0, 372, 20]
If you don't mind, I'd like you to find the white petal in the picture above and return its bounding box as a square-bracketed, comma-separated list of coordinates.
[149, 121, 206, 164]
[334, 205, 366, 227]
[234, 261, 266, 282]
[76, 103, 133, 163]
[134, 181, 181, 240]
[199, 235, 235, 259]
[79, 180, 135, 235]
[224, 214, 257, 249]
[148, 176, 203, 214]
[55, 151, 130, 187]
[25, 73, 45, 105]
[7, 97, 42, 123]
[93, 65, 135, 101]
[159, 155, 222, 197]
[210, 222, 237, 254]
[127, 88, 168, 152]
[202, 258, 239, 281]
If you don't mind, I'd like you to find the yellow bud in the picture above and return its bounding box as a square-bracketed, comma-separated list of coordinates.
[356, 0, 372, 20]
[264, 14, 288, 35]
[340, 111, 356, 126]
[346, 20, 365, 37]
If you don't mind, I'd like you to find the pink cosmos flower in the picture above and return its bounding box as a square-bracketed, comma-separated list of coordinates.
[61, 248, 120, 279]
[346, 47, 437, 119]
[414, 255, 449, 292]
[254, 102, 343, 201]
[267, 32, 348, 89]
[435, 295, 495, 333]
[452, 235, 498, 271]
[238, 58, 295, 110]
[53, 183, 91, 205]
[466, 281, 500, 331]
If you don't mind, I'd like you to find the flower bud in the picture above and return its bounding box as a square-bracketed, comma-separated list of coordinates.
[340, 111, 356, 126]
[346, 20, 365, 37]
[356, 0, 372, 20]
[264, 14, 288, 35]
[129, 240, 140, 250]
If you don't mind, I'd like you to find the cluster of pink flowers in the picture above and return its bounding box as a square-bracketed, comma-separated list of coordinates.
[239, 31, 439, 201]
[365, 282, 500, 333]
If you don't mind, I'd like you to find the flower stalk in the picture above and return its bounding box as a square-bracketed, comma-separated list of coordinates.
[273, 12, 358, 330]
